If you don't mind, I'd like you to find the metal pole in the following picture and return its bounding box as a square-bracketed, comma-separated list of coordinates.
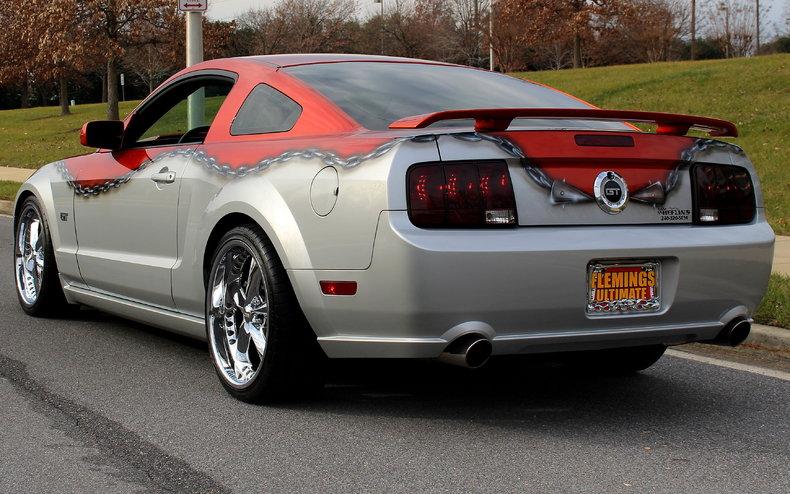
[489, 0, 494, 71]
[381, 0, 384, 54]
[691, 0, 696, 60]
[187, 11, 204, 129]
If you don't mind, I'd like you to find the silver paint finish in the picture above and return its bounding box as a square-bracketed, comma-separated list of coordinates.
[73, 148, 195, 308]
[16, 129, 775, 361]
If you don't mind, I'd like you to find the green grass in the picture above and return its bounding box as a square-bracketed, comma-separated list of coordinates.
[515, 54, 790, 234]
[0, 96, 225, 168]
[755, 273, 790, 329]
[0, 180, 21, 201]
[0, 101, 140, 168]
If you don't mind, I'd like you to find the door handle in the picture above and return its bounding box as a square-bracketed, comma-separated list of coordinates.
[151, 169, 176, 184]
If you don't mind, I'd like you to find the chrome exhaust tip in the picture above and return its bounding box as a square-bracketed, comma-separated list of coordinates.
[708, 317, 751, 347]
[438, 336, 493, 369]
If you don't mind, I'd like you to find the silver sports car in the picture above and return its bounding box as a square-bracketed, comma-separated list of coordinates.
[14, 55, 774, 402]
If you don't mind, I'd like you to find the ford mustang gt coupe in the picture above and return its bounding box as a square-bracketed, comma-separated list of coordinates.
[14, 54, 774, 402]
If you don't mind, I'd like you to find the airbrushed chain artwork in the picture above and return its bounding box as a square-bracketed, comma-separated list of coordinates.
[56, 132, 742, 200]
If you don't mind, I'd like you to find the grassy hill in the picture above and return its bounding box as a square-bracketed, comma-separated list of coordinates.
[0, 54, 787, 232]
[515, 53, 789, 234]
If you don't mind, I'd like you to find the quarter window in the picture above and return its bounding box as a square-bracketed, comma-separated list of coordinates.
[231, 84, 302, 135]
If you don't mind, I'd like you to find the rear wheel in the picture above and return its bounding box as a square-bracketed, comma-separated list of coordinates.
[14, 196, 71, 316]
[205, 225, 324, 403]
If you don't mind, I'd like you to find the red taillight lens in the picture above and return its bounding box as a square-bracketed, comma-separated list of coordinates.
[407, 161, 517, 228]
[692, 164, 755, 225]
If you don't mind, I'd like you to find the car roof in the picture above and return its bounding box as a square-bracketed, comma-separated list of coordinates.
[235, 53, 459, 69]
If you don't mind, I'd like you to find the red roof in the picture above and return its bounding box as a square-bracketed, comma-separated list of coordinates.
[236, 53, 457, 69]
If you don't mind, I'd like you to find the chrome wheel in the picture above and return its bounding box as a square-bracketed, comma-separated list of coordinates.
[208, 241, 269, 388]
[15, 204, 45, 306]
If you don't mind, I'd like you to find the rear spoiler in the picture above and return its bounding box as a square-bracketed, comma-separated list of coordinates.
[388, 108, 738, 137]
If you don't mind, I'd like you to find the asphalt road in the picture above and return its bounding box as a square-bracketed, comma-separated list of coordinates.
[0, 216, 788, 494]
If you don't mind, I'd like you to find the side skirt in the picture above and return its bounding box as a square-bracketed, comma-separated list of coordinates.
[63, 284, 206, 340]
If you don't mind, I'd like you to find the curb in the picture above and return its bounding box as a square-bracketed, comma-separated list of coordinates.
[746, 324, 790, 351]
[0, 199, 12, 216]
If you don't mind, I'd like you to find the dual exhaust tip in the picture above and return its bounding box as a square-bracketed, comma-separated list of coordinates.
[709, 317, 752, 347]
[438, 335, 493, 369]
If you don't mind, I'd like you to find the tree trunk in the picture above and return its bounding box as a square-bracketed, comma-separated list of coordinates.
[101, 72, 108, 103]
[572, 33, 582, 69]
[59, 77, 71, 116]
[106, 58, 120, 120]
[20, 75, 30, 108]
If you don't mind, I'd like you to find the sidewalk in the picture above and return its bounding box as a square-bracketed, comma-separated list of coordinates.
[0, 165, 788, 275]
[0, 166, 34, 182]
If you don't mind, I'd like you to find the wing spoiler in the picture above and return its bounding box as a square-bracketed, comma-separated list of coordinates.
[388, 108, 738, 137]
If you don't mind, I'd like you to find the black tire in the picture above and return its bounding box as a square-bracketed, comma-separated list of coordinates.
[205, 224, 325, 403]
[583, 345, 667, 374]
[14, 196, 73, 317]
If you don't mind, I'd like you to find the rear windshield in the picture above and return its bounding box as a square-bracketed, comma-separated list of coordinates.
[285, 62, 628, 131]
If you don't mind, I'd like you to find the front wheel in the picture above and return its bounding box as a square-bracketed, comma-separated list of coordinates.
[205, 225, 324, 403]
[14, 196, 72, 316]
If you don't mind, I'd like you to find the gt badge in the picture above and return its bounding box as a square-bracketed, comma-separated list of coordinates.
[594, 171, 628, 214]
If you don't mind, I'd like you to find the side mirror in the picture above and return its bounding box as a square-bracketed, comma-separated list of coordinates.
[80, 120, 124, 150]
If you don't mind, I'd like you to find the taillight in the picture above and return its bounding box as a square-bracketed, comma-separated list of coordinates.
[407, 161, 517, 228]
[692, 164, 755, 225]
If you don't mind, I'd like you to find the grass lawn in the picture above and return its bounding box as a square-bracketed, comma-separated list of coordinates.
[515, 53, 789, 234]
[0, 100, 140, 168]
[755, 274, 790, 329]
[0, 96, 225, 168]
[0, 180, 21, 201]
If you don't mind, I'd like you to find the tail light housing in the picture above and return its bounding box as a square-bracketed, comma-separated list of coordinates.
[407, 161, 517, 228]
[691, 164, 755, 225]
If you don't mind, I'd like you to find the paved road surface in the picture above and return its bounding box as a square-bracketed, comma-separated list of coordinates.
[0, 216, 788, 493]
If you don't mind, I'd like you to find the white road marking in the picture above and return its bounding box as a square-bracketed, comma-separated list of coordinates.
[667, 349, 790, 382]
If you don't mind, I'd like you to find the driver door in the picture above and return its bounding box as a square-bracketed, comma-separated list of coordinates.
[74, 76, 233, 308]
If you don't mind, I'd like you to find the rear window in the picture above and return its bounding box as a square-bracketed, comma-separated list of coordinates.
[285, 62, 628, 131]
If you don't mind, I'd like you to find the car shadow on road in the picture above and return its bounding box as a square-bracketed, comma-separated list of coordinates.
[60, 308, 750, 434]
[277, 355, 736, 432]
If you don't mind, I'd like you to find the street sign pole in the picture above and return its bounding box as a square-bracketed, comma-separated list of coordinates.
[120, 73, 126, 102]
[181, 1, 207, 129]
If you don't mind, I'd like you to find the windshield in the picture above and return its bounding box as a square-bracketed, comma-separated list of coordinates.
[285, 62, 628, 131]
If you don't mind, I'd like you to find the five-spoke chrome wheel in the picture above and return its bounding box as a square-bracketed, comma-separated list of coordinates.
[15, 204, 45, 306]
[208, 241, 270, 388]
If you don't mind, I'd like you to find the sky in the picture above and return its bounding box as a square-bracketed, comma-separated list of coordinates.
[206, 0, 787, 37]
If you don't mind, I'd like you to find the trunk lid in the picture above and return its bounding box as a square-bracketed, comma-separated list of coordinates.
[434, 130, 733, 226]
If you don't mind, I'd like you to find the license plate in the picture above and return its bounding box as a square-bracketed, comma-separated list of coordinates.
[587, 261, 661, 314]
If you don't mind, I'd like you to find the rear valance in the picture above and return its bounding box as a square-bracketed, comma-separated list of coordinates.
[388, 108, 738, 137]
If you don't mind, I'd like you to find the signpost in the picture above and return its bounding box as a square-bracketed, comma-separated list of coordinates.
[180, 0, 207, 129]
[120, 73, 125, 102]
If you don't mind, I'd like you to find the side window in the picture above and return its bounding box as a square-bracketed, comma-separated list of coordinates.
[231, 84, 302, 135]
[127, 78, 234, 147]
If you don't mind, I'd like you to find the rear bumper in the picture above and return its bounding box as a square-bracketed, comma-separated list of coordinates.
[290, 211, 774, 359]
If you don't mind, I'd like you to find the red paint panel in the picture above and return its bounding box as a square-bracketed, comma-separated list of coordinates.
[498, 131, 694, 195]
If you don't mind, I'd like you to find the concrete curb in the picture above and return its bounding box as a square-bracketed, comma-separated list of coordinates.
[0, 200, 12, 216]
[746, 324, 790, 351]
